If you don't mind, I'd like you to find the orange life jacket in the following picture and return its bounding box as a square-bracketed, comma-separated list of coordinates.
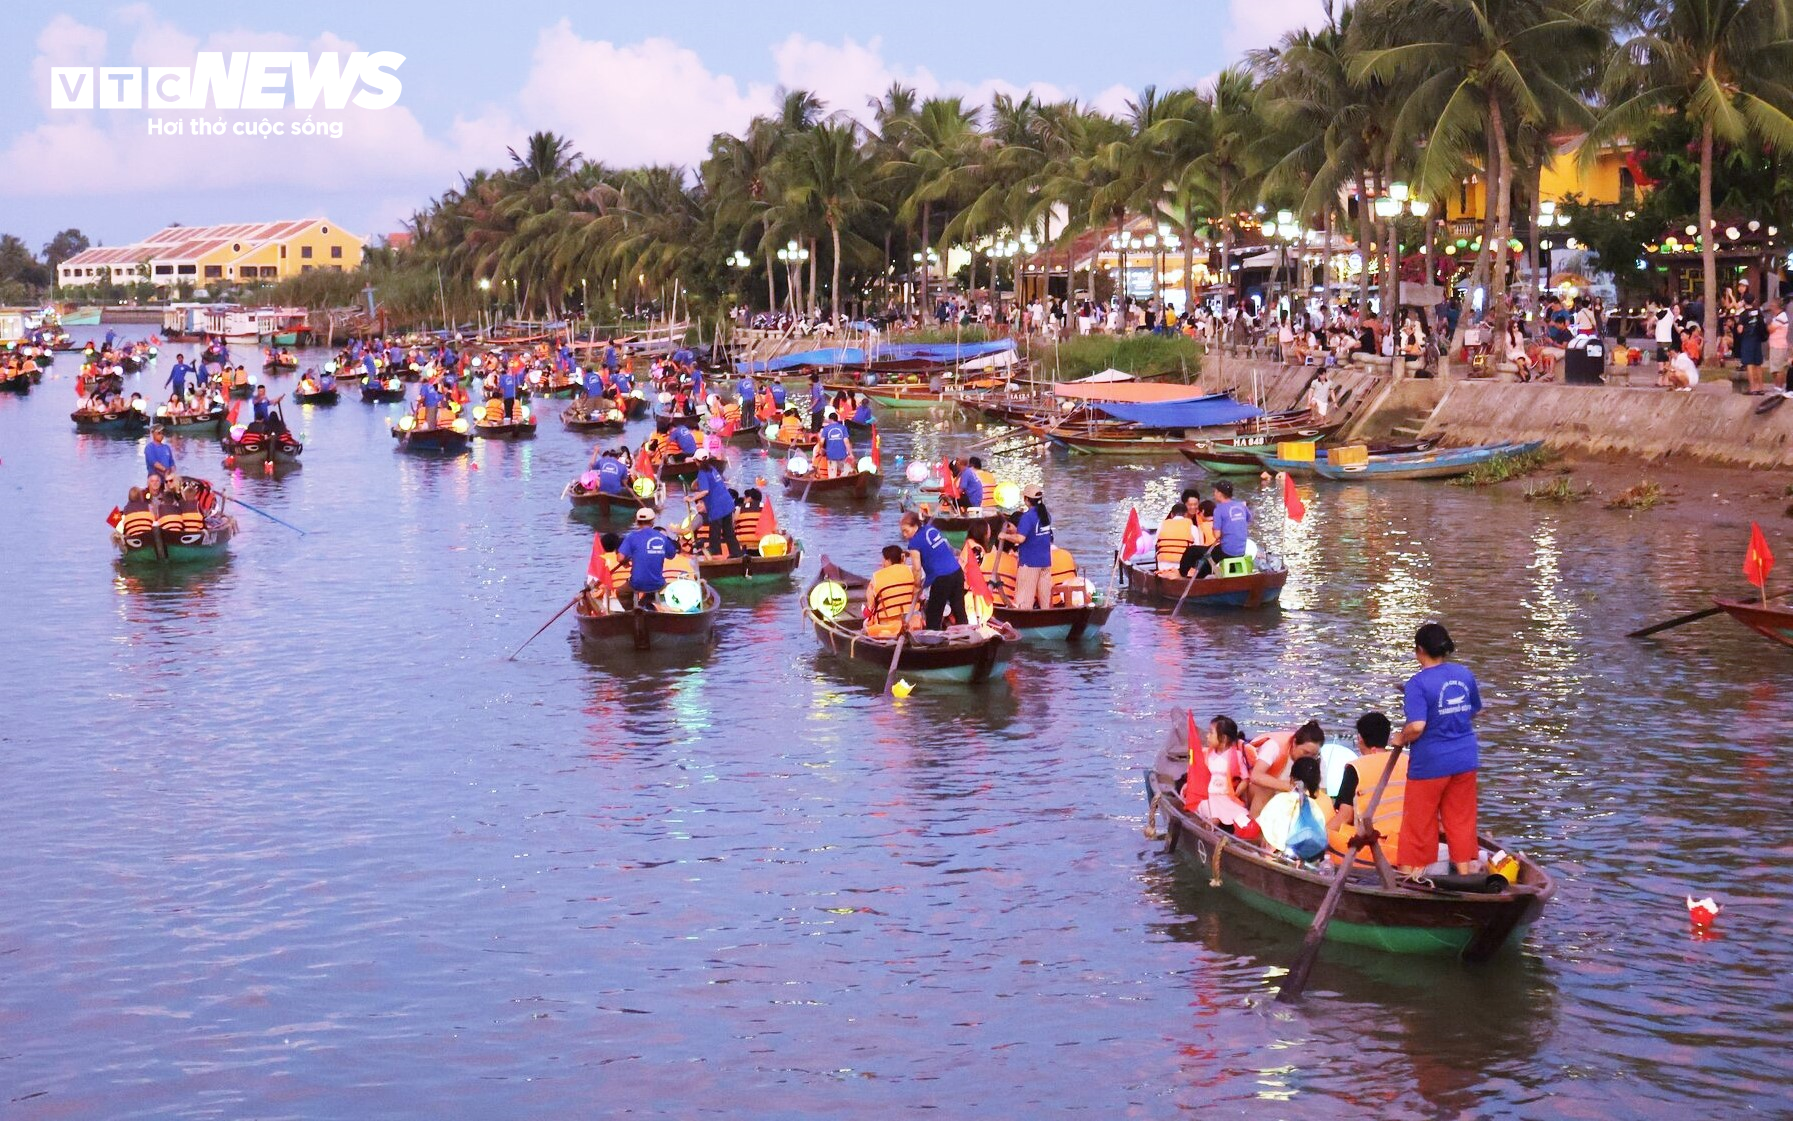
[1047, 546, 1078, 603]
[1327, 749, 1409, 866]
[663, 555, 698, 581]
[1195, 517, 1218, 547]
[735, 507, 763, 549]
[119, 508, 155, 535]
[985, 548, 1018, 604]
[1157, 517, 1195, 570]
[864, 564, 918, 636]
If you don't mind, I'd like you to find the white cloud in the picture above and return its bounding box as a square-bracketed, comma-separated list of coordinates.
[1221, 0, 1330, 58]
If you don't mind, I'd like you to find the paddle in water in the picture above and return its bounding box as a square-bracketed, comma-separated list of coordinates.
[222, 493, 308, 535]
[1277, 743, 1406, 1002]
[1628, 587, 1793, 638]
[507, 593, 583, 660]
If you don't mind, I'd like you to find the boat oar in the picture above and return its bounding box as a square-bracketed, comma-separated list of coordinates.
[221, 494, 307, 535]
[507, 593, 583, 660]
[1277, 743, 1406, 1003]
[1628, 587, 1793, 638]
[882, 590, 924, 696]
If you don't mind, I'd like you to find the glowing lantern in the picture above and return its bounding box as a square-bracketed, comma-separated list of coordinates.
[808, 580, 848, 619]
[397, 415, 416, 432]
[891, 679, 915, 698]
[661, 579, 702, 613]
[856, 455, 876, 474]
[451, 418, 469, 434]
[632, 476, 657, 498]
[788, 454, 811, 475]
[905, 462, 929, 483]
[994, 482, 1022, 509]
[1687, 896, 1720, 930]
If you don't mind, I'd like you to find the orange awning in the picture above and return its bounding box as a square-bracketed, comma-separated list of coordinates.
[1052, 381, 1207, 403]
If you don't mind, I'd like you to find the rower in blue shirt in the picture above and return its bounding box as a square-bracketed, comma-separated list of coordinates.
[770, 381, 786, 409]
[900, 510, 969, 629]
[583, 368, 606, 399]
[668, 423, 697, 459]
[362, 353, 379, 380]
[144, 427, 176, 481]
[167, 356, 193, 398]
[1000, 485, 1055, 609]
[617, 507, 677, 601]
[673, 346, 694, 369]
[1198, 479, 1253, 577]
[419, 380, 443, 428]
[851, 396, 874, 426]
[807, 377, 826, 431]
[736, 375, 756, 410]
[690, 368, 706, 402]
[818, 415, 852, 476]
[497, 370, 520, 420]
[614, 369, 633, 394]
[603, 342, 620, 375]
[690, 453, 741, 555]
[956, 458, 985, 510]
[594, 451, 629, 495]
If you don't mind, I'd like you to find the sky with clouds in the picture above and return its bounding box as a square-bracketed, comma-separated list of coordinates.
[1, 0, 1328, 250]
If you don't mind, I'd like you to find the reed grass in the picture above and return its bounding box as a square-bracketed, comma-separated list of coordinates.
[1450, 448, 1553, 487]
[1606, 481, 1664, 510]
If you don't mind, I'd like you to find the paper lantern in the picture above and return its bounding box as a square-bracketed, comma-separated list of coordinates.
[579, 470, 599, 488]
[397, 415, 415, 432]
[905, 462, 929, 483]
[758, 533, 789, 558]
[994, 481, 1022, 510]
[708, 415, 726, 431]
[661, 579, 702, 613]
[788, 454, 811, 475]
[658, 391, 673, 404]
[451, 418, 469, 434]
[808, 580, 848, 619]
[857, 455, 876, 473]
[1687, 896, 1720, 929]
[891, 679, 915, 698]
[632, 476, 657, 498]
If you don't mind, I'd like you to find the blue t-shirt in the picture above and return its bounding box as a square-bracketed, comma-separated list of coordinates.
[167, 362, 191, 389]
[694, 466, 736, 520]
[498, 372, 518, 399]
[420, 383, 442, 408]
[363, 355, 378, 378]
[618, 527, 674, 592]
[853, 403, 873, 425]
[1213, 499, 1252, 555]
[910, 524, 961, 584]
[603, 346, 619, 371]
[958, 469, 984, 508]
[771, 383, 786, 407]
[670, 426, 697, 456]
[615, 372, 633, 393]
[808, 383, 824, 409]
[145, 441, 175, 476]
[253, 398, 273, 421]
[1015, 507, 1053, 567]
[595, 458, 627, 495]
[737, 378, 756, 404]
[820, 421, 850, 461]
[1403, 662, 1483, 779]
[584, 370, 605, 396]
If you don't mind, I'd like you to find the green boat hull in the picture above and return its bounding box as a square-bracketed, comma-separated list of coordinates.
[1221, 877, 1527, 955]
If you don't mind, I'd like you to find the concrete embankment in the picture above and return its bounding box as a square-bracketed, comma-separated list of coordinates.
[1418, 382, 1793, 469]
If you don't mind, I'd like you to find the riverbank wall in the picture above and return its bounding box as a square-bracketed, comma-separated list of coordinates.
[1199, 353, 1793, 470]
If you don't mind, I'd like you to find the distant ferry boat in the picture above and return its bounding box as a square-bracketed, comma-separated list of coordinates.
[59, 305, 102, 326]
[162, 304, 312, 345]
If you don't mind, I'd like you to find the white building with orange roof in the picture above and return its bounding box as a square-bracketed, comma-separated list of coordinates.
[56, 218, 364, 289]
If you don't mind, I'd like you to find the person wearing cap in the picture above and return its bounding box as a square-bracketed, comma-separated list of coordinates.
[690, 454, 740, 556]
[667, 421, 698, 460]
[145, 426, 176, 482]
[955, 458, 985, 512]
[899, 510, 968, 629]
[1000, 485, 1055, 609]
[818, 412, 851, 477]
[617, 507, 677, 607]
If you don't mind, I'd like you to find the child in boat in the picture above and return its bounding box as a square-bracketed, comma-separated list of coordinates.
[1190, 715, 1255, 834]
[1256, 756, 1333, 859]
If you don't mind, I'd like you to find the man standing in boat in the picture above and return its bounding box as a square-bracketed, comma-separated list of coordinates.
[1391, 623, 1482, 877]
[900, 510, 969, 630]
[144, 426, 176, 483]
[497, 366, 520, 422]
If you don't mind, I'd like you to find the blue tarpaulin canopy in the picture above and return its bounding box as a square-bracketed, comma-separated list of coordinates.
[735, 338, 1015, 374]
[1090, 393, 1263, 429]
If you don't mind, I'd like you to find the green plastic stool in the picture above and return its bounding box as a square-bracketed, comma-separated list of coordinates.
[1217, 556, 1255, 577]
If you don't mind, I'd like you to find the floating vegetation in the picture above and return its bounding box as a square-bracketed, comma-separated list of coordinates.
[1452, 448, 1553, 487]
[1606, 481, 1664, 510]
[1523, 477, 1588, 503]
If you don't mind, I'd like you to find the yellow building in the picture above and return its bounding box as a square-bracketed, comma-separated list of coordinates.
[1442, 135, 1640, 227]
[56, 218, 364, 290]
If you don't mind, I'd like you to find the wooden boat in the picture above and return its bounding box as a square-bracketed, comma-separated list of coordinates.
[824, 377, 951, 409]
[657, 457, 701, 483]
[537, 376, 584, 398]
[920, 508, 1010, 540]
[1032, 412, 1340, 456]
[1182, 438, 1436, 477]
[0, 369, 32, 394]
[696, 541, 803, 585]
[222, 426, 303, 467]
[115, 514, 238, 564]
[473, 415, 538, 439]
[391, 422, 471, 454]
[1310, 441, 1544, 481]
[567, 480, 661, 517]
[1148, 710, 1554, 959]
[361, 381, 407, 403]
[72, 407, 150, 434]
[1713, 598, 1793, 649]
[782, 466, 881, 501]
[573, 581, 720, 651]
[721, 419, 763, 446]
[991, 597, 1114, 642]
[1123, 557, 1286, 608]
[654, 410, 703, 432]
[803, 564, 1012, 682]
[761, 427, 822, 453]
[562, 404, 627, 433]
[262, 351, 298, 370]
[157, 406, 228, 434]
[293, 378, 340, 405]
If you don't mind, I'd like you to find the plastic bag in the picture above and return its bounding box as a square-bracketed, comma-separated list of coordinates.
[1285, 795, 1328, 861]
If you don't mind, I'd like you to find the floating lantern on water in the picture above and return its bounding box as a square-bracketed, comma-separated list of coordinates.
[891, 679, 915, 698]
[788, 454, 811, 475]
[1687, 896, 1721, 930]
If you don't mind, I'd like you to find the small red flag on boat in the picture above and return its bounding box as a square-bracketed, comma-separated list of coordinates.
[759, 492, 779, 538]
[964, 551, 998, 607]
[939, 458, 960, 501]
[1185, 711, 1211, 809]
[227, 400, 242, 425]
[587, 534, 615, 593]
[1282, 472, 1306, 522]
[1119, 507, 1142, 561]
[1744, 522, 1774, 589]
[633, 443, 653, 478]
[870, 425, 881, 470]
[105, 506, 122, 528]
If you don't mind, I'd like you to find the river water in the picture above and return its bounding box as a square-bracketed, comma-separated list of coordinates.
[2, 328, 1788, 1119]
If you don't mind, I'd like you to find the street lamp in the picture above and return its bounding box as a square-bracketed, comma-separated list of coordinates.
[478, 277, 491, 332]
[777, 240, 810, 314]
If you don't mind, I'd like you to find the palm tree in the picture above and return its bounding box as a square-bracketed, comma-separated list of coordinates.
[507, 131, 581, 186]
[783, 122, 883, 323]
[1595, 0, 1793, 353]
[1352, 0, 1604, 337]
[891, 97, 984, 310]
